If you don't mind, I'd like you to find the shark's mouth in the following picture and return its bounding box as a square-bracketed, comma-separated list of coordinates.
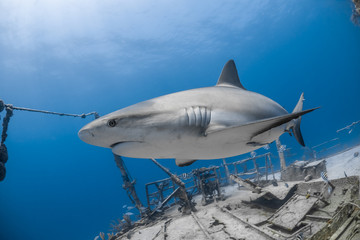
[110, 141, 126, 148]
[110, 141, 146, 157]
[110, 141, 142, 148]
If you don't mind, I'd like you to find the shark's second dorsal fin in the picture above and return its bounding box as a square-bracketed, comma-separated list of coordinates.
[216, 60, 245, 89]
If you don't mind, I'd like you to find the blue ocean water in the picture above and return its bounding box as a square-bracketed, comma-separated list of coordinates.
[0, 1, 359, 239]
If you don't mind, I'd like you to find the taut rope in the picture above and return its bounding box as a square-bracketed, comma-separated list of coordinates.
[0, 99, 99, 181]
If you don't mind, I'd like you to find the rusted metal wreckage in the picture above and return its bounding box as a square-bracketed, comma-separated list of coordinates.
[108, 149, 360, 240]
[144, 153, 275, 213]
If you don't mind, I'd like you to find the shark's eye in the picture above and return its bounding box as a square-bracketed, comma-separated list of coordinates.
[107, 119, 117, 127]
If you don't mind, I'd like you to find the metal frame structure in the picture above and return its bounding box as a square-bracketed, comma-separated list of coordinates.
[144, 153, 276, 214]
[192, 166, 224, 205]
[224, 153, 275, 184]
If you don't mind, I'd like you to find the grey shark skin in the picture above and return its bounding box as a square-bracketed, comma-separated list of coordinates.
[79, 60, 318, 167]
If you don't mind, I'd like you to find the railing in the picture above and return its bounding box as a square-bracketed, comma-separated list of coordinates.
[144, 153, 275, 211]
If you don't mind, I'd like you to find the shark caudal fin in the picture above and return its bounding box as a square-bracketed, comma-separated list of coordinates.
[290, 93, 305, 146]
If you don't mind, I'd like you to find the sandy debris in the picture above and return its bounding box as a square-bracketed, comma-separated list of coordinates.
[326, 145, 360, 179]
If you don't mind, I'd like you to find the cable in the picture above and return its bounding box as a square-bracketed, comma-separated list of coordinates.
[5, 105, 99, 119]
[0, 99, 100, 181]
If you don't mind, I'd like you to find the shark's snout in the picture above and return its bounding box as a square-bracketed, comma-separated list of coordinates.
[78, 128, 95, 144]
[78, 119, 118, 148]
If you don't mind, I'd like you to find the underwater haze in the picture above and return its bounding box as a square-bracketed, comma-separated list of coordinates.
[1, 0, 360, 239]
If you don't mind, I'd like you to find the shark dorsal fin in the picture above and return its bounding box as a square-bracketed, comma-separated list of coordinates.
[216, 60, 245, 89]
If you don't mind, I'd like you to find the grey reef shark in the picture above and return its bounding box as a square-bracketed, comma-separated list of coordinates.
[79, 60, 318, 167]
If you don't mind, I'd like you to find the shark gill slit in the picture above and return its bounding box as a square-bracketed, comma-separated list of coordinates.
[186, 107, 195, 126]
[185, 106, 211, 128]
[195, 106, 202, 127]
[200, 107, 206, 127]
[206, 108, 211, 126]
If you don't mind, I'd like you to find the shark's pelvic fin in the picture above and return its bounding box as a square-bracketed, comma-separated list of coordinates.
[175, 159, 197, 167]
[216, 60, 246, 89]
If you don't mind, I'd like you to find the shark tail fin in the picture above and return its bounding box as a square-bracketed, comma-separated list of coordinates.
[290, 93, 305, 146]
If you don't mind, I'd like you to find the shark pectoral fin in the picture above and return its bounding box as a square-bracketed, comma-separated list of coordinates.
[175, 159, 197, 167]
[250, 108, 319, 143]
[204, 124, 228, 136]
[205, 108, 319, 143]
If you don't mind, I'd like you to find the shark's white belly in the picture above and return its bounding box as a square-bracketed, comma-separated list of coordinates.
[112, 123, 286, 159]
